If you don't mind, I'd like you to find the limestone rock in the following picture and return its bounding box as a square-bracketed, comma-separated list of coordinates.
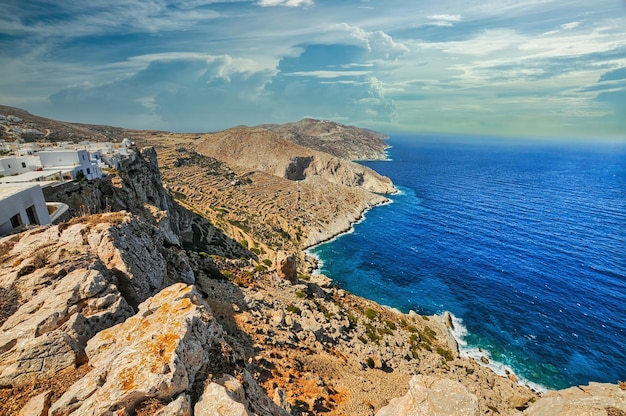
[49, 284, 226, 416]
[524, 382, 626, 416]
[194, 375, 250, 416]
[19, 390, 52, 416]
[0, 268, 132, 386]
[276, 253, 297, 283]
[154, 394, 192, 416]
[375, 375, 480, 416]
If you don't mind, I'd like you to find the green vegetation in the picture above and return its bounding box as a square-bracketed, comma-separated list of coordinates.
[298, 273, 311, 281]
[385, 320, 397, 331]
[286, 304, 302, 315]
[364, 308, 378, 321]
[263, 258, 272, 266]
[172, 190, 187, 201]
[295, 289, 306, 299]
[364, 322, 381, 343]
[255, 265, 267, 272]
[436, 347, 454, 362]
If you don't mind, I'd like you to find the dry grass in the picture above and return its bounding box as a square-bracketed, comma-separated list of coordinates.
[0, 363, 91, 415]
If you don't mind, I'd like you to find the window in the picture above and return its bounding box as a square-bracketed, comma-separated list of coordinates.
[21, 162, 26, 168]
[86, 168, 91, 175]
[26, 205, 38, 225]
[10, 213, 22, 228]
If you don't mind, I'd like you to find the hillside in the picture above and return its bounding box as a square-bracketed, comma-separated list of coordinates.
[1, 107, 625, 415]
[259, 118, 390, 161]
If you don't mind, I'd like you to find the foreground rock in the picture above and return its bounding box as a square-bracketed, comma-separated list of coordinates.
[50, 283, 237, 415]
[376, 375, 479, 416]
[524, 382, 626, 416]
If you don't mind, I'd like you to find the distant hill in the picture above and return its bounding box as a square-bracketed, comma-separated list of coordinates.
[0, 105, 128, 142]
[259, 118, 389, 161]
[195, 126, 395, 194]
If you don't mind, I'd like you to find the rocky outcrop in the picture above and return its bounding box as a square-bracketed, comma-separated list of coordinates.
[42, 147, 250, 259]
[0, 212, 196, 387]
[195, 127, 395, 194]
[49, 284, 229, 416]
[524, 383, 626, 416]
[260, 118, 390, 161]
[376, 375, 480, 416]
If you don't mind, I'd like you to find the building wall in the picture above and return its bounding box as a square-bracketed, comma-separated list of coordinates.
[0, 156, 39, 176]
[0, 185, 51, 236]
[39, 151, 80, 168]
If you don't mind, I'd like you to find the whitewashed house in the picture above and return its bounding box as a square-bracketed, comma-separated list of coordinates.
[0, 156, 40, 177]
[0, 183, 51, 236]
[39, 149, 102, 181]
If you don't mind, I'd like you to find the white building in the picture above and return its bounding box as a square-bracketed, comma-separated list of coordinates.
[0, 156, 41, 177]
[39, 149, 102, 180]
[0, 183, 51, 236]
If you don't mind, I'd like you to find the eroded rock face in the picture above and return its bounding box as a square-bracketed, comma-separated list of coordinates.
[524, 383, 626, 416]
[375, 375, 480, 416]
[49, 284, 226, 416]
[276, 252, 297, 283]
[0, 267, 132, 386]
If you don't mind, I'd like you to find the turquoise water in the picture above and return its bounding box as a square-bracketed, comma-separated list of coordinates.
[311, 136, 626, 390]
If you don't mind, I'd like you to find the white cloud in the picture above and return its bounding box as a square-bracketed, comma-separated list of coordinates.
[560, 22, 581, 30]
[284, 70, 371, 78]
[418, 29, 525, 56]
[257, 0, 313, 7]
[427, 14, 461, 27]
[330, 23, 409, 60]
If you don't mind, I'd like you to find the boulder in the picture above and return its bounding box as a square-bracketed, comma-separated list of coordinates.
[276, 253, 297, 283]
[194, 375, 250, 416]
[49, 284, 226, 416]
[0, 268, 132, 386]
[18, 390, 52, 416]
[154, 394, 192, 416]
[524, 382, 626, 416]
[375, 375, 480, 416]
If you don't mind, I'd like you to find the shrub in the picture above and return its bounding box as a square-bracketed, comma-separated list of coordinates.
[295, 289, 306, 299]
[423, 326, 437, 340]
[286, 304, 302, 315]
[263, 258, 272, 266]
[436, 347, 454, 362]
[364, 308, 378, 321]
[385, 320, 397, 331]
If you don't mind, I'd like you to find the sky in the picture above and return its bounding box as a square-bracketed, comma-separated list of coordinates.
[1, 1, 625, 140]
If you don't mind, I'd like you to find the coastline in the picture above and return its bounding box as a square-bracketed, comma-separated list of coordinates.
[302, 169, 550, 394]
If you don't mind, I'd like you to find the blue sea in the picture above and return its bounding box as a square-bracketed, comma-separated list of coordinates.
[311, 136, 626, 391]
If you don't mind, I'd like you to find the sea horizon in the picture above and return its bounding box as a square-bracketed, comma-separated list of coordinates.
[311, 135, 626, 391]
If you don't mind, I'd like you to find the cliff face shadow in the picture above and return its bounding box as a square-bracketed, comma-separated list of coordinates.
[285, 156, 313, 181]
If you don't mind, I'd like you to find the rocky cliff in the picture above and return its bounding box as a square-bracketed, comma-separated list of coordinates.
[194, 127, 395, 195]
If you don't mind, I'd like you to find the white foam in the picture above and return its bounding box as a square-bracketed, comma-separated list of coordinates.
[446, 312, 549, 393]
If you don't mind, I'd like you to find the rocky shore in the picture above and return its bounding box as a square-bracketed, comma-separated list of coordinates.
[1, 113, 625, 415]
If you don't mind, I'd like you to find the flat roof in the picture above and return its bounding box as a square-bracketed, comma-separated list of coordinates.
[0, 182, 40, 199]
[0, 167, 76, 184]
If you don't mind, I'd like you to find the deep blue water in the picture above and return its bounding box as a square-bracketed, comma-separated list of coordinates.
[311, 136, 626, 390]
